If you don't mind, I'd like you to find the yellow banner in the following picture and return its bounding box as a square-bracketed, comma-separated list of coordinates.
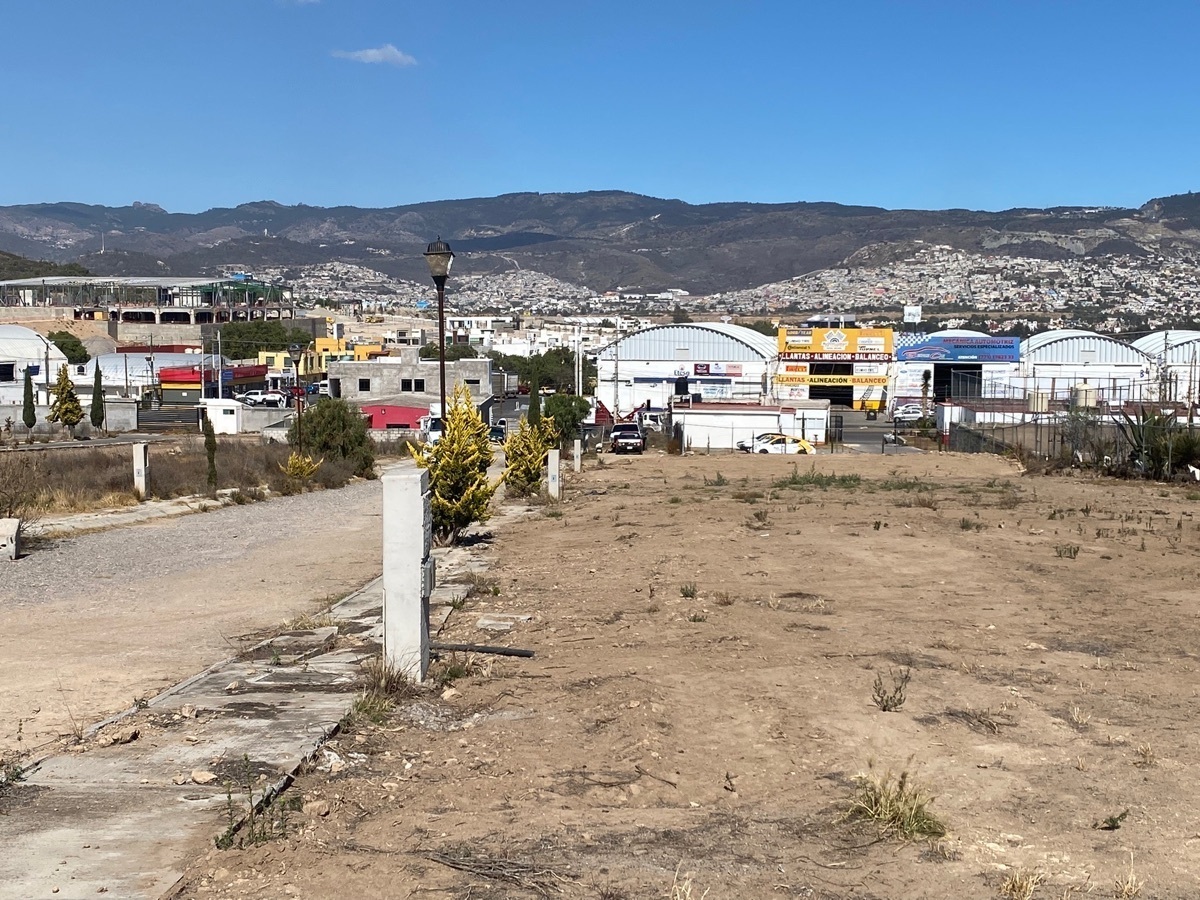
[777, 326, 894, 356]
[776, 374, 889, 386]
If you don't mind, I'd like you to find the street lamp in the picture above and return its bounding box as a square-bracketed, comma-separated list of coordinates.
[145, 355, 155, 402]
[424, 237, 455, 424]
[288, 343, 304, 455]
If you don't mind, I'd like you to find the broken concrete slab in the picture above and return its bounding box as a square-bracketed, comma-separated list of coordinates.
[476, 613, 533, 633]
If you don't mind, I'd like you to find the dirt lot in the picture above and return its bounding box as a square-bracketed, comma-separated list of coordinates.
[168, 451, 1200, 898]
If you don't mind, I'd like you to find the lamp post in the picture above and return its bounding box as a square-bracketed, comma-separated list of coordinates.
[145, 355, 155, 402]
[423, 237, 455, 424]
[288, 343, 304, 456]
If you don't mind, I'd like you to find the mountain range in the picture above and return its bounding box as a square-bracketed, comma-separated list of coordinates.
[2, 191, 1199, 295]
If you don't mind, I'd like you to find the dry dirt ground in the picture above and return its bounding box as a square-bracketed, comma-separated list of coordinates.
[172, 453, 1198, 897]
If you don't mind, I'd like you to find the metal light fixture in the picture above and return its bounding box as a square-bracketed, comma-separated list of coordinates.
[288, 343, 305, 454]
[424, 237, 455, 422]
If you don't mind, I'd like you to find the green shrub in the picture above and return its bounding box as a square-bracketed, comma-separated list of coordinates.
[289, 397, 374, 476]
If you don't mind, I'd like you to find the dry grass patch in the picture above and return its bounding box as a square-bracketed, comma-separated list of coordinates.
[1000, 869, 1044, 900]
[847, 764, 946, 839]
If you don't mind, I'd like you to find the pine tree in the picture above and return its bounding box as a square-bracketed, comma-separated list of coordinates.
[22, 368, 36, 437]
[48, 364, 84, 436]
[90, 366, 106, 431]
[410, 383, 497, 545]
[203, 416, 218, 492]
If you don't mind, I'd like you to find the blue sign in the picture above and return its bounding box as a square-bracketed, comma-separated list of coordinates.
[221, 370, 233, 381]
[897, 335, 1020, 363]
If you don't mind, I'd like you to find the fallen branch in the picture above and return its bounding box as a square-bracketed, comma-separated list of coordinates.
[420, 849, 569, 896]
[635, 764, 679, 787]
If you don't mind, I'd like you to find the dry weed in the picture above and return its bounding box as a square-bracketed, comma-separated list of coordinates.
[669, 865, 708, 899]
[1000, 869, 1044, 900]
[1114, 854, 1143, 898]
[847, 763, 946, 839]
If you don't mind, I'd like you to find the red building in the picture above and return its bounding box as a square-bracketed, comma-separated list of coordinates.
[360, 404, 429, 430]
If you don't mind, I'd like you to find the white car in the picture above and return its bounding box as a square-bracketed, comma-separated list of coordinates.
[750, 434, 816, 455]
[235, 389, 288, 408]
[737, 431, 783, 452]
[891, 404, 927, 423]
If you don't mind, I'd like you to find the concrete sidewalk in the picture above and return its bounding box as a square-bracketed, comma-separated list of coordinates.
[0, 537, 486, 900]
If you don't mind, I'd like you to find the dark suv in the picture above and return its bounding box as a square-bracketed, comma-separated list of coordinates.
[609, 422, 646, 454]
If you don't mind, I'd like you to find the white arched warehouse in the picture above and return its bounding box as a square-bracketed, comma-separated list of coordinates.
[1132, 330, 1200, 403]
[1020, 329, 1154, 406]
[0, 325, 68, 403]
[595, 322, 776, 417]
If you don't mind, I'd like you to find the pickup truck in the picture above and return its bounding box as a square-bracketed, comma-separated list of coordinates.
[235, 389, 288, 408]
[609, 422, 645, 455]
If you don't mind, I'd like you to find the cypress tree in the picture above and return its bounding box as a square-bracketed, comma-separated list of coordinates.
[22, 368, 36, 437]
[527, 383, 542, 426]
[48, 364, 84, 436]
[90, 366, 106, 431]
[203, 416, 218, 492]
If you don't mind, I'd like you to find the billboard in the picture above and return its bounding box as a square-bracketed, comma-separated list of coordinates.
[778, 326, 894, 360]
[693, 363, 743, 377]
[896, 335, 1020, 362]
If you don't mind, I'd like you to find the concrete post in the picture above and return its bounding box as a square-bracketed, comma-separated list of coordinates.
[547, 448, 561, 499]
[0, 519, 19, 561]
[382, 468, 434, 682]
[132, 442, 149, 498]
[572, 439, 581, 473]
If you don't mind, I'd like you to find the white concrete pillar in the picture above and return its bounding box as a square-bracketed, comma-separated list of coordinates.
[572, 439, 581, 473]
[0, 518, 19, 561]
[547, 449, 560, 500]
[382, 468, 434, 682]
[132, 442, 149, 498]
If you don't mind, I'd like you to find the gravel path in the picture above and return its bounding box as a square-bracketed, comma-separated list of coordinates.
[1, 473, 396, 750]
[4, 477, 384, 606]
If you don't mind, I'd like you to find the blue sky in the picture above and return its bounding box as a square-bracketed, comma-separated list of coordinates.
[3, 1, 1198, 213]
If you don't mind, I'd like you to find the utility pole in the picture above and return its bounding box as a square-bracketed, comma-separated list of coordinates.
[613, 317, 621, 417]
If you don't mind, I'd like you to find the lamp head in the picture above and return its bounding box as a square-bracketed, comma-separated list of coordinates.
[424, 237, 454, 282]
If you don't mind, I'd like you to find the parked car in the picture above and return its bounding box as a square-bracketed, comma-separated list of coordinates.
[737, 432, 785, 452]
[488, 425, 507, 444]
[750, 434, 816, 455]
[891, 403, 926, 423]
[235, 389, 288, 408]
[609, 422, 646, 454]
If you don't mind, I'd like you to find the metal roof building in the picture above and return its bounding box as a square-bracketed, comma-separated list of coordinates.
[1019, 329, 1155, 404]
[0, 324, 68, 388]
[596, 322, 776, 416]
[596, 322, 779, 363]
[1021, 330, 1152, 366]
[1131, 330, 1200, 363]
[1132, 330, 1200, 403]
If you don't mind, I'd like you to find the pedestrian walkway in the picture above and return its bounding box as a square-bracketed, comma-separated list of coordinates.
[0, 542, 483, 899]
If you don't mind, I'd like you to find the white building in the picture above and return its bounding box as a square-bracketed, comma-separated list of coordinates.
[595, 322, 777, 417]
[1018, 330, 1155, 407]
[0, 325, 68, 404]
[1131, 330, 1200, 404]
[672, 400, 831, 451]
